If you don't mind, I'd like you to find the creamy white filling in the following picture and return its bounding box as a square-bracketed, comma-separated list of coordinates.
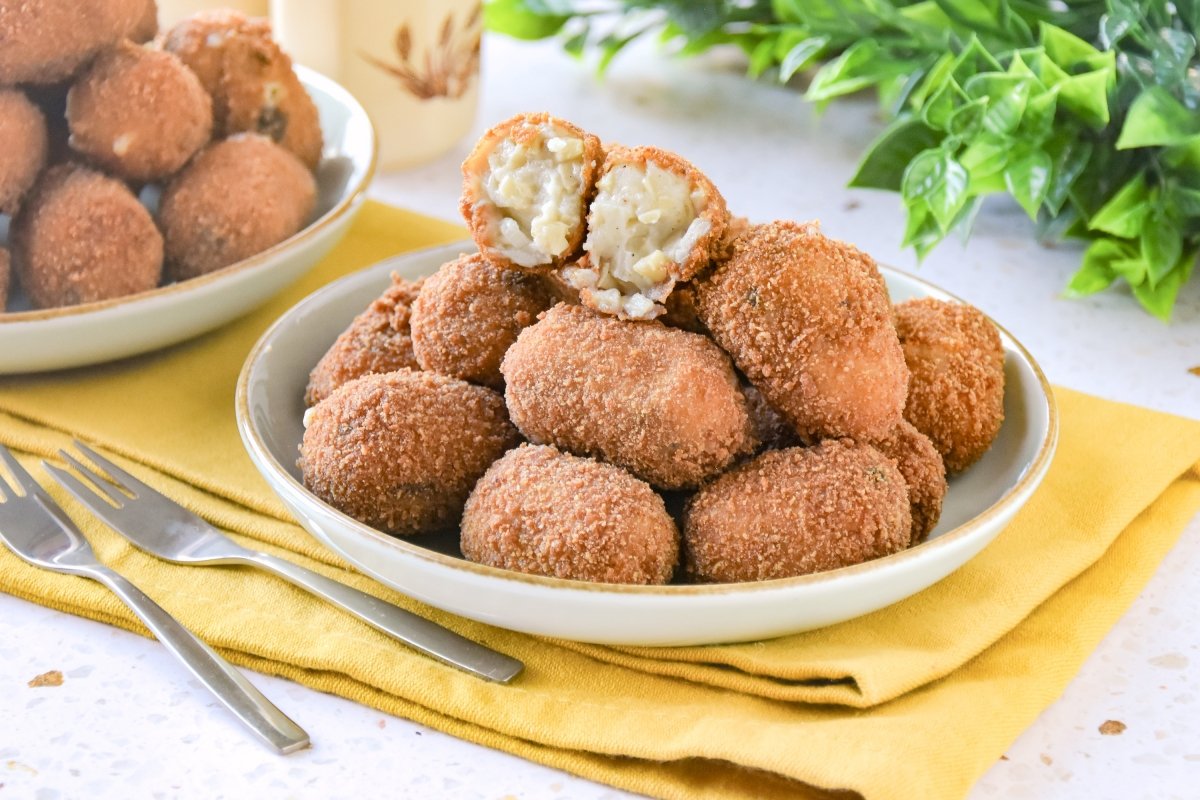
[481, 126, 585, 267]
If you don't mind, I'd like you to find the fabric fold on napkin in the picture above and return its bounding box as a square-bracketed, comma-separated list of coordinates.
[3, 201, 1199, 800]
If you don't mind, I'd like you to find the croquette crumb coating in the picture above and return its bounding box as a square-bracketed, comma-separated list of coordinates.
[0, 0, 144, 85]
[0, 89, 48, 215]
[67, 41, 212, 182]
[684, 440, 911, 583]
[894, 298, 1006, 473]
[305, 275, 424, 407]
[160, 10, 323, 170]
[460, 112, 603, 271]
[501, 303, 755, 489]
[411, 252, 557, 389]
[564, 145, 729, 321]
[0, 247, 10, 310]
[867, 420, 946, 544]
[461, 444, 680, 585]
[159, 134, 316, 281]
[300, 369, 520, 535]
[695, 220, 909, 442]
[12, 164, 162, 309]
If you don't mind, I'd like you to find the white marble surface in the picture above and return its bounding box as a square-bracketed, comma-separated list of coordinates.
[4, 34, 1199, 800]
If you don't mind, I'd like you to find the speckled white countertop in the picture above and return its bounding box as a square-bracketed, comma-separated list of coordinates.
[3, 34, 1198, 800]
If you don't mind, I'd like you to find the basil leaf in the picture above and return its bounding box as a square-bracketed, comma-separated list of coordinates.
[964, 73, 1033, 135]
[1140, 202, 1183, 287]
[1117, 86, 1200, 149]
[1004, 146, 1052, 219]
[1056, 66, 1113, 128]
[807, 40, 914, 102]
[1039, 21, 1101, 68]
[1043, 136, 1093, 215]
[850, 118, 943, 191]
[922, 79, 968, 129]
[1089, 174, 1151, 238]
[902, 148, 969, 231]
[1132, 251, 1196, 321]
[1065, 238, 1128, 297]
[1018, 89, 1058, 140]
[484, 0, 571, 40]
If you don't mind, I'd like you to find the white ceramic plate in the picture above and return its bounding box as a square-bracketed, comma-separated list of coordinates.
[237, 242, 1058, 646]
[0, 66, 375, 375]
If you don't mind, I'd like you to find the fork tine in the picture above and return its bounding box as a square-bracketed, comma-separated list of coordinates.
[45, 459, 126, 512]
[0, 444, 45, 498]
[56, 450, 129, 507]
[70, 441, 148, 499]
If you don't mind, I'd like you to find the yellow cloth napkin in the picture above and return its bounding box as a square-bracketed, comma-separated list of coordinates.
[2, 200, 1199, 800]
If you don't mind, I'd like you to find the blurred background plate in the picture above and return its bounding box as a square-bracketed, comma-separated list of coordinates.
[0, 66, 375, 375]
[237, 242, 1058, 646]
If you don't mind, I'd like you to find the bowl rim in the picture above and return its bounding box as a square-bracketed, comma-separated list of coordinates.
[236, 244, 1060, 597]
[0, 65, 378, 326]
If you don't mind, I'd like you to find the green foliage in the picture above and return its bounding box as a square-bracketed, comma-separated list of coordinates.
[486, 0, 1200, 320]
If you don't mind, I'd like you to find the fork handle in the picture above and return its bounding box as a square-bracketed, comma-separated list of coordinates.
[243, 553, 523, 683]
[88, 565, 310, 754]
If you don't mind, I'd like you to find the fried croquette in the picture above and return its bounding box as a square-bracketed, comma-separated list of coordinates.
[0, 89, 48, 215]
[867, 420, 946, 544]
[501, 303, 755, 489]
[563, 145, 729, 321]
[67, 41, 212, 182]
[0, 0, 144, 85]
[130, 0, 157, 43]
[305, 275, 424, 407]
[411, 252, 556, 389]
[0, 246, 10, 310]
[684, 440, 911, 583]
[894, 298, 1006, 472]
[159, 133, 316, 281]
[461, 444, 679, 584]
[12, 164, 162, 308]
[160, 11, 323, 170]
[300, 369, 520, 535]
[460, 112, 603, 271]
[696, 220, 909, 442]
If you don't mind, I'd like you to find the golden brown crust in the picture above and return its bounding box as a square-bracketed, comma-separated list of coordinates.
[159, 133, 316, 281]
[865, 419, 946, 544]
[683, 440, 911, 583]
[305, 274, 424, 406]
[501, 303, 755, 489]
[299, 369, 520, 535]
[0, 0, 144, 85]
[894, 298, 1005, 472]
[460, 444, 679, 584]
[12, 164, 162, 309]
[459, 112, 603, 270]
[410, 252, 556, 389]
[695, 220, 909, 441]
[67, 41, 212, 182]
[0, 247, 10, 310]
[0, 89, 48, 215]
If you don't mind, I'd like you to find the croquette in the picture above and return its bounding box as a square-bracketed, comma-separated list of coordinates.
[0, 89, 48, 215]
[501, 303, 755, 489]
[160, 11, 323, 170]
[695, 220, 909, 442]
[67, 41, 212, 182]
[12, 164, 162, 308]
[129, 0, 157, 43]
[460, 444, 679, 584]
[894, 297, 1006, 472]
[460, 112, 603, 270]
[305, 275, 424, 407]
[158, 133, 316, 281]
[300, 369, 520, 535]
[867, 420, 946, 544]
[0, 0, 144, 84]
[411, 252, 556, 389]
[0, 247, 10, 310]
[684, 440, 911, 583]
[563, 145, 729, 321]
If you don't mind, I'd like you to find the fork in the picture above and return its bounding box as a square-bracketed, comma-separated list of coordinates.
[46, 441, 524, 684]
[0, 446, 309, 754]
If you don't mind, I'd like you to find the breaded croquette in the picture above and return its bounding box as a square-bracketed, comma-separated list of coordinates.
[159, 134, 315, 281]
[867, 420, 946, 544]
[461, 444, 679, 585]
[460, 113, 603, 271]
[300, 369, 519, 535]
[160, 10, 323, 170]
[501, 303, 755, 489]
[684, 440, 911, 583]
[67, 41, 212, 182]
[0, 0, 144, 85]
[0, 89, 48, 215]
[411, 252, 556, 389]
[305, 275, 424, 406]
[695, 220, 909, 442]
[564, 145, 729, 321]
[12, 164, 162, 308]
[894, 298, 1005, 472]
[129, 0, 158, 43]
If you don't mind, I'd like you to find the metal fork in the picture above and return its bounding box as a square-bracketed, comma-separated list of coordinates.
[0, 445, 309, 754]
[46, 441, 523, 684]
